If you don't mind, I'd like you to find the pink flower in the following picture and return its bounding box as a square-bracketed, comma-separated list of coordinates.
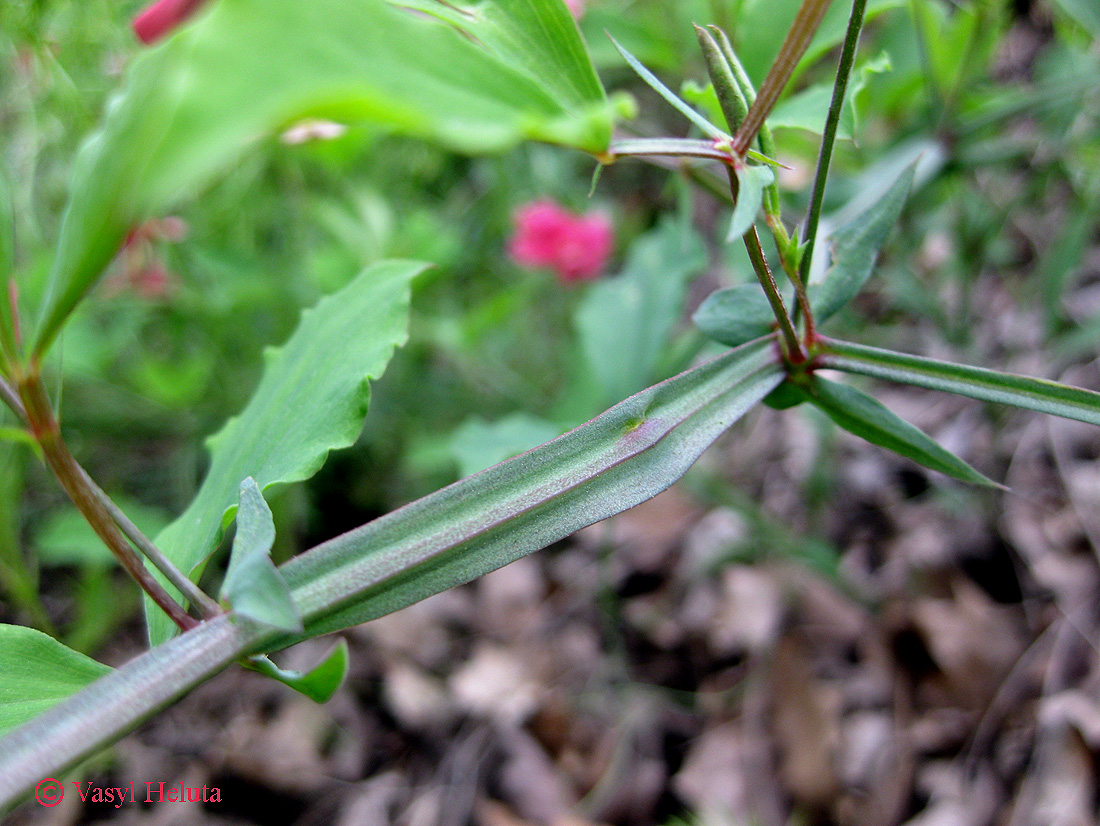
[133, 0, 210, 45]
[106, 217, 187, 299]
[508, 200, 613, 283]
[564, 0, 586, 19]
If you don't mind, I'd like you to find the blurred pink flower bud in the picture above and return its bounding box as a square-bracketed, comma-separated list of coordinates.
[133, 0, 209, 45]
[564, 0, 586, 19]
[508, 200, 613, 283]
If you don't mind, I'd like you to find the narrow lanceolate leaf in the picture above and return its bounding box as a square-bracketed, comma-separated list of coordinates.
[817, 338, 1100, 427]
[0, 338, 783, 805]
[693, 284, 777, 347]
[33, 0, 614, 356]
[809, 163, 916, 323]
[146, 260, 426, 646]
[727, 164, 776, 241]
[0, 625, 111, 737]
[269, 337, 783, 644]
[804, 376, 1000, 487]
[247, 639, 349, 703]
[221, 479, 301, 632]
[609, 36, 727, 141]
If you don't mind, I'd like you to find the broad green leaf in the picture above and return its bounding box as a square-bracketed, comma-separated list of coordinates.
[221, 478, 301, 632]
[247, 639, 349, 703]
[575, 220, 706, 406]
[33, 0, 614, 355]
[388, 0, 608, 115]
[817, 338, 1100, 427]
[146, 260, 426, 645]
[271, 336, 784, 645]
[727, 164, 775, 241]
[0, 625, 111, 736]
[693, 284, 777, 347]
[450, 414, 564, 477]
[810, 162, 915, 322]
[804, 375, 999, 487]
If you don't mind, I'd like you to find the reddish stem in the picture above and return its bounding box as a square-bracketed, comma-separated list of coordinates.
[18, 369, 198, 632]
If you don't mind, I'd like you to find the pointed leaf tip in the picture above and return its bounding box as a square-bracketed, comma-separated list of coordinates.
[221, 478, 302, 632]
[247, 639, 349, 703]
[805, 376, 1002, 488]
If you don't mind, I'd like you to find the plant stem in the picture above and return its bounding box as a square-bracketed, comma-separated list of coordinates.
[799, 0, 868, 345]
[741, 222, 803, 361]
[0, 613, 254, 805]
[0, 375, 24, 421]
[16, 367, 198, 632]
[5, 365, 218, 618]
[79, 468, 222, 617]
[608, 137, 743, 163]
[708, 24, 805, 312]
[732, 0, 833, 157]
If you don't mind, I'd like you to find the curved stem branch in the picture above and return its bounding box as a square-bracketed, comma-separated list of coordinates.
[17, 368, 199, 631]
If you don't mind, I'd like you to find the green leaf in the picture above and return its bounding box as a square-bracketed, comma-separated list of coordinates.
[246, 639, 349, 703]
[221, 478, 301, 632]
[817, 338, 1100, 428]
[575, 220, 706, 406]
[389, 0, 608, 115]
[803, 375, 1000, 487]
[146, 260, 426, 646]
[450, 414, 564, 477]
[692, 284, 776, 347]
[1047, 0, 1100, 36]
[0, 427, 40, 456]
[768, 52, 891, 139]
[269, 336, 784, 645]
[810, 162, 916, 323]
[762, 379, 809, 410]
[33, 0, 613, 355]
[610, 35, 727, 141]
[0, 625, 111, 736]
[726, 164, 774, 241]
